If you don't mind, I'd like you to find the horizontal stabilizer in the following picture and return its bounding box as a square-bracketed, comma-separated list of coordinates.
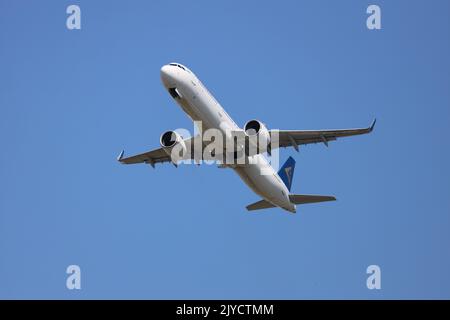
[289, 194, 336, 205]
[246, 199, 276, 211]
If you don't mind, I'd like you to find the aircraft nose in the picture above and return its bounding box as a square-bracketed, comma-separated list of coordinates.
[160, 64, 178, 87]
[160, 64, 172, 81]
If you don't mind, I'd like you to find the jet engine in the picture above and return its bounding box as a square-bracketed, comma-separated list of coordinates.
[159, 130, 187, 161]
[243, 119, 271, 154]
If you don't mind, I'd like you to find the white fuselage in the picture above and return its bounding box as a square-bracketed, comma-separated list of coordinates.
[160, 63, 296, 213]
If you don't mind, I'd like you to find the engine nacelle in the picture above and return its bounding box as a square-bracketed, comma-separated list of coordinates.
[159, 130, 187, 161]
[244, 120, 271, 154]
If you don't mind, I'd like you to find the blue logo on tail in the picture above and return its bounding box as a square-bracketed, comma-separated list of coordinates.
[278, 156, 296, 191]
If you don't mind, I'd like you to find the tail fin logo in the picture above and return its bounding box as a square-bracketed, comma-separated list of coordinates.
[284, 166, 292, 187]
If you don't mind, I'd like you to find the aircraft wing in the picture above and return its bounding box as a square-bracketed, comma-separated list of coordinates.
[270, 119, 376, 150]
[118, 147, 171, 166]
[118, 137, 197, 167]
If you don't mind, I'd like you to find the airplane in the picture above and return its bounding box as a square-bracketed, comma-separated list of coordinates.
[118, 62, 375, 213]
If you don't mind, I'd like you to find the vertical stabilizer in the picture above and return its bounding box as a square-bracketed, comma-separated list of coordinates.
[278, 156, 296, 191]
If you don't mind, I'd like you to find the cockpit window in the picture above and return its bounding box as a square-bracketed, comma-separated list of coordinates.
[168, 63, 188, 72]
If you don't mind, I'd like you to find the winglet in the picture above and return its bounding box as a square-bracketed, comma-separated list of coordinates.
[369, 118, 377, 132]
[117, 150, 125, 162]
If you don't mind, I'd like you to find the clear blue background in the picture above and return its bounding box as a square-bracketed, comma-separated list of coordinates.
[1, 0, 449, 299]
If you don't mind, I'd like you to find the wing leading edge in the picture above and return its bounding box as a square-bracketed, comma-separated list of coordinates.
[118, 136, 202, 167]
[270, 119, 376, 150]
[117, 147, 171, 167]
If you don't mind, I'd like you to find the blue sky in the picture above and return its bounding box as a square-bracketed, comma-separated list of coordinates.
[1, 0, 450, 299]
